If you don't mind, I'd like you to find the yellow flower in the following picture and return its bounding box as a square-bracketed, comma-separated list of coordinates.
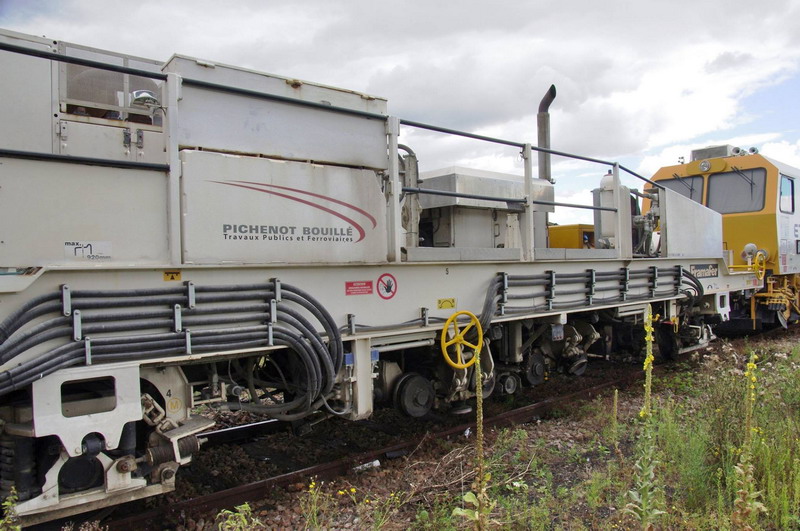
[338, 490, 345, 496]
[350, 487, 356, 493]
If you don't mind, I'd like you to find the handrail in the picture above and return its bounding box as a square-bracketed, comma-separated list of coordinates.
[2, 39, 661, 191]
[402, 187, 617, 212]
[401, 187, 524, 204]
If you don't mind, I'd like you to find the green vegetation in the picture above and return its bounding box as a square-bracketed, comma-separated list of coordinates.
[292, 327, 800, 529]
[1, 488, 20, 531]
[215, 502, 263, 530]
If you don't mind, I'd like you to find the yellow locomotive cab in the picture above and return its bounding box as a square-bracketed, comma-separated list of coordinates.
[650, 145, 800, 330]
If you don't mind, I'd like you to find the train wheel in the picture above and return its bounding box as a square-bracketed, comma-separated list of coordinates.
[393, 373, 435, 418]
[568, 356, 588, 376]
[523, 352, 546, 386]
[497, 373, 521, 395]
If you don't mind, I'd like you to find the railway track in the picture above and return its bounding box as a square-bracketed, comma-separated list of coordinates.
[98, 363, 656, 530]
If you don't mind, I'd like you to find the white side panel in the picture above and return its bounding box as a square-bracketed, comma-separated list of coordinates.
[174, 86, 388, 169]
[0, 46, 54, 153]
[57, 119, 166, 164]
[0, 158, 169, 267]
[181, 150, 388, 264]
[164, 56, 389, 170]
[661, 187, 723, 258]
[164, 55, 387, 114]
[57, 120, 129, 161]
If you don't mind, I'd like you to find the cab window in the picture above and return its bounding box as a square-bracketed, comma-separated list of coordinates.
[707, 168, 766, 214]
[656, 176, 703, 203]
[780, 174, 795, 213]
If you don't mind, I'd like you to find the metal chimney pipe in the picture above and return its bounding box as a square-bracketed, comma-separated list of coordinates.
[537, 84, 556, 183]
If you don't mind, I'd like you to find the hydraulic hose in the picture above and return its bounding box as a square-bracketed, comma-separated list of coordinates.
[0, 281, 344, 423]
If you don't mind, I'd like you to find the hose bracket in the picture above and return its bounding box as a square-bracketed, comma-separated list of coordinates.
[587, 269, 596, 306]
[84, 337, 92, 366]
[173, 304, 182, 332]
[61, 285, 72, 317]
[72, 309, 82, 341]
[546, 270, 556, 311]
[621, 267, 630, 301]
[272, 278, 282, 302]
[185, 281, 196, 309]
[270, 300, 278, 324]
[650, 266, 659, 297]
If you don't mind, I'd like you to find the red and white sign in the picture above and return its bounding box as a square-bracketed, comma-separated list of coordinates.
[345, 281, 373, 296]
[376, 273, 398, 300]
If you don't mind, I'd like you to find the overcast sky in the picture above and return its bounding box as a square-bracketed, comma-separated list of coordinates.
[2, 0, 800, 223]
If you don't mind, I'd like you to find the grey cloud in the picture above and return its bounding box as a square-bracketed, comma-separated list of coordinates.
[706, 52, 756, 73]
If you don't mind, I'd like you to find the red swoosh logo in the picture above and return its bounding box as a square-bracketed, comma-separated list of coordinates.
[211, 181, 368, 242]
[234, 181, 377, 229]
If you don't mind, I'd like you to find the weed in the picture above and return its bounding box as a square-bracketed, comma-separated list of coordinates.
[0, 488, 20, 531]
[585, 469, 612, 509]
[342, 487, 409, 530]
[215, 502, 263, 531]
[623, 306, 665, 530]
[299, 478, 333, 530]
[624, 418, 666, 529]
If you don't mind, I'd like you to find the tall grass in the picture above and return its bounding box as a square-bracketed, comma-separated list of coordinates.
[653, 346, 800, 529]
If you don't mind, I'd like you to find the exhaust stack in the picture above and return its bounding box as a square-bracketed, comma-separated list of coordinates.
[537, 84, 556, 183]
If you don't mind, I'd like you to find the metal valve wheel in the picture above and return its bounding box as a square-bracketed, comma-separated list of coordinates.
[754, 251, 767, 281]
[440, 310, 483, 369]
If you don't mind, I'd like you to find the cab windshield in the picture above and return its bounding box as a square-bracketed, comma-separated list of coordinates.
[706, 168, 766, 214]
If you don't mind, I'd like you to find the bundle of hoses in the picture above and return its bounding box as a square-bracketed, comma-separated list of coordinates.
[0, 282, 342, 419]
[678, 268, 704, 319]
[500, 266, 700, 314]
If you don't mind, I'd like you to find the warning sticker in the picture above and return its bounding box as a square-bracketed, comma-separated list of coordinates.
[376, 273, 398, 300]
[163, 271, 182, 281]
[437, 298, 456, 309]
[346, 281, 373, 296]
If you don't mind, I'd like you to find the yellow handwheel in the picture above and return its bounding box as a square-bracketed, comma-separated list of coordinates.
[440, 310, 483, 369]
[754, 251, 767, 281]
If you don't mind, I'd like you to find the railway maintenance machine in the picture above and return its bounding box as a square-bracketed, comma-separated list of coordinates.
[0, 28, 760, 523]
[651, 145, 800, 331]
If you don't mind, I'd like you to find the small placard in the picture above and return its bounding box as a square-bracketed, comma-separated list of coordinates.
[163, 271, 182, 281]
[437, 298, 456, 309]
[345, 281, 373, 296]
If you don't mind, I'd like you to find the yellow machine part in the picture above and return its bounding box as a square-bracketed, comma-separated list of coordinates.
[548, 224, 595, 249]
[722, 213, 777, 269]
[753, 273, 800, 321]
